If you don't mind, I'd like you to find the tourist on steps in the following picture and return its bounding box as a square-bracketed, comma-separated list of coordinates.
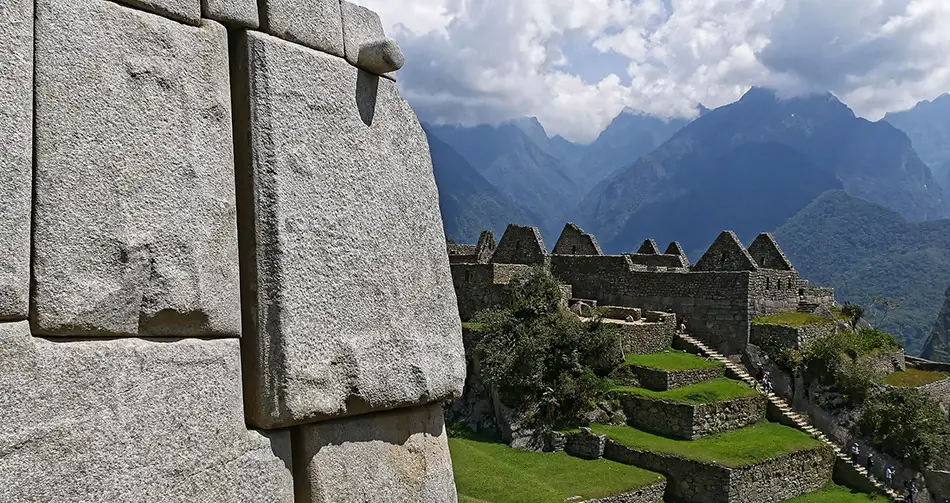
[906, 479, 918, 502]
[885, 465, 895, 487]
[851, 443, 860, 465]
[866, 454, 874, 474]
[760, 372, 773, 394]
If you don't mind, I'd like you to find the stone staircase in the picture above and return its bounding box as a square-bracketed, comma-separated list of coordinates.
[675, 333, 902, 501]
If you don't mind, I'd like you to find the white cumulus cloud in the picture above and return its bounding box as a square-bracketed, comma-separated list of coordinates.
[353, 0, 950, 143]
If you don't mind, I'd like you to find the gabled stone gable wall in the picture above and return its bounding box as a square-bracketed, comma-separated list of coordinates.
[491, 224, 548, 265]
[0, 2, 463, 501]
[553, 223, 603, 255]
[692, 231, 758, 272]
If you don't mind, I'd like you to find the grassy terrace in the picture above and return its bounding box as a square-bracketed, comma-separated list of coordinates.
[449, 436, 663, 503]
[624, 350, 724, 371]
[782, 484, 885, 502]
[612, 377, 758, 404]
[589, 422, 822, 467]
[752, 312, 835, 328]
[460, 322, 487, 331]
[882, 368, 949, 387]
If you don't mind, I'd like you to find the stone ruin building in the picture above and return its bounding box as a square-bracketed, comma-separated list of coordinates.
[451, 223, 835, 355]
[0, 1, 465, 501]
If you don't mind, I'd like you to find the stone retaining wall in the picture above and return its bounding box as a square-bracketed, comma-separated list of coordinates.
[620, 394, 766, 440]
[634, 365, 725, 391]
[0, 2, 464, 501]
[582, 480, 668, 503]
[603, 439, 832, 503]
[618, 313, 677, 355]
[565, 427, 607, 460]
[728, 447, 834, 502]
[749, 323, 836, 353]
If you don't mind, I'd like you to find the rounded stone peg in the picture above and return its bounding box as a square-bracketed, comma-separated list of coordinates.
[358, 38, 405, 75]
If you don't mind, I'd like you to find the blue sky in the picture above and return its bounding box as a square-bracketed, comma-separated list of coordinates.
[355, 0, 950, 143]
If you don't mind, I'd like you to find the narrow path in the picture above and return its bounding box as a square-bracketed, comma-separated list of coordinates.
[675, 333, 901, 501]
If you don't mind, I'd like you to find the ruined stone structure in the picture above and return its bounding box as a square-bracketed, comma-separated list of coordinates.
[0, 1, 465, 501]
[450, 223, 811, 354]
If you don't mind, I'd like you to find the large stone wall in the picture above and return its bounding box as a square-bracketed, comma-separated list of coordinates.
[451, 263, 530, 320]
[620, 395, 766, 440]
[551, 254, 753, 354]
[0, 2, 464, 501]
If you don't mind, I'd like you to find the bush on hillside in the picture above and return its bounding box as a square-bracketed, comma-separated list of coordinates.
[859, 388, 950, 470]
[798, 329, 901, 399]
[839, 302, 865, 331]
[473, 266, 623, 428]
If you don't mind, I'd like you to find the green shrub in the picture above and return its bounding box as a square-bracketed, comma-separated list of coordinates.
[799, 329, 900, 398]
[474, 266, 623, 428]
[859, 388, 950, 470]
[840, 302, 865, 331]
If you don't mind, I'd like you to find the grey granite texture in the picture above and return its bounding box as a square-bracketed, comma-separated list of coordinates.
[260, 0, 344, 56]
[293, 403, 458, 503]
[33, 0, 240, 338]
[0, 0, 32, 321]
[0, 321, 294, 502]
[341, 1, 403, 77]
[202, 0, 259, 27]
[234, 31, 465, 429]
[112, 0, 201, 24]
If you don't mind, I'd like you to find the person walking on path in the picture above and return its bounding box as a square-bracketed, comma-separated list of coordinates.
[866, 454, 874, 475]
[850, 443, 860, 465]
[885, 465, 895, 488]
[906, 479, 918, 503]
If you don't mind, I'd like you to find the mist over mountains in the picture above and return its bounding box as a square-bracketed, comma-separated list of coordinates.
[425, 86, 950, 357]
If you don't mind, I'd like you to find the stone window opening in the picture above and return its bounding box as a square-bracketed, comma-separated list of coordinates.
[766, 277, 770, 290]
[571, 245, 577, 255]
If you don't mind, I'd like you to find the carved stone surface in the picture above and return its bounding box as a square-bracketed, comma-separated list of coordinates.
[0, 322, 294, 502]
[235, 31, 465, 428]
[202, 0, 258, 27]
[112, 0, 201, 25]
[294, 403, 458, 503]
[260, 0, 344, 56]
[33, 0, 240, 338]
[0, 0, 32, 321]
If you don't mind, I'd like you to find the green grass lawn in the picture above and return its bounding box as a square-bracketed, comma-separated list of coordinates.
[461, 322, 487, 331]
[882, 368, 949, 387]
[752, 312, 835, 328]
[449, 436, 663, 503]
[589, 422, 822, 468]
[625, 350, 724, 371]
[612, 377, 757, 404]
[781, 484, 885, 502]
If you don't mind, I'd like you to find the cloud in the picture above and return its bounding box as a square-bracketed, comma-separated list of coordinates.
[353, 0, 950, 143]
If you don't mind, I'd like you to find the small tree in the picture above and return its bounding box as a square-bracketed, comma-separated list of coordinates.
[474, 266, 623, 428]
[864, 294, 904, 327]
[859, 388, 950, 470]
[840, 302, 865, 331]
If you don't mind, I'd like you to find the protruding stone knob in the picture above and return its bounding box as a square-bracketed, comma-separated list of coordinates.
[357, 38, 405, 75]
